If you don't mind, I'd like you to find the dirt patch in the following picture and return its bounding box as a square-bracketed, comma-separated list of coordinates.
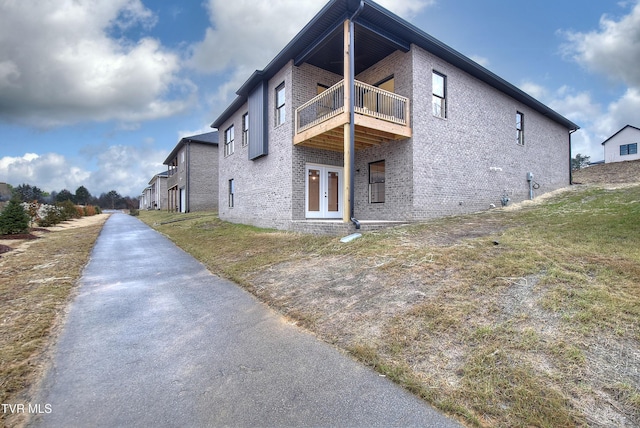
[250, 254, 451, 345]
[573, 159, 640, 185]
[0, 233, 39, 240]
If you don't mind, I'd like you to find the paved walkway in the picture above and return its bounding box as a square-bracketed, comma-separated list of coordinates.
[31, 213, 461, 427]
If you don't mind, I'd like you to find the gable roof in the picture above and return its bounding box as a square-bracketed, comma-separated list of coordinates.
[148, 171, 169, 185]
[163, 131, 219, 165]
[212, 0, 578, 131]
[601, 124, 640, 145]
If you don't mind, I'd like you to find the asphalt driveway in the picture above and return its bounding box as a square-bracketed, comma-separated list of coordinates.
[30, 213, 460, 427]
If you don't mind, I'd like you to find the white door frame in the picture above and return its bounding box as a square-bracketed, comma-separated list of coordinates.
[179, 187, 186, 213]
[305, 163, 343, 219]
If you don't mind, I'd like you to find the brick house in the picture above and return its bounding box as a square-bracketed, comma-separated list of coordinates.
[164, 131, 219, 213]
[211, 0, 578, 234]
[602, 125, 640, 164]
[145, 171, 168, 210]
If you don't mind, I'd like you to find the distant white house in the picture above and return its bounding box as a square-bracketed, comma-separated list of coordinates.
[602, 125, 640, 163]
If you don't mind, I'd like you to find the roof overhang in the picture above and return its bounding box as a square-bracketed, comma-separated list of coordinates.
[211, 0, 579, 132]
[163, 131, 219, 165]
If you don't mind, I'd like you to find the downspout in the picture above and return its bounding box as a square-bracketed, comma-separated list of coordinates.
[568, 129, 577, 185]
[348, 0, 365, 230]
[186, 141, 191, 212]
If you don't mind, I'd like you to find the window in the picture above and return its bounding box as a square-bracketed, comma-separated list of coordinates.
[181, 151, 185, 163]
[224, 125, 234, 157]
[275, 83, 285, 126]
[369, 160, 385, 203]
[228, 179, 234, 208]
[432, 71, 446, 118]
[242, 113, 249, 147]
[516, 111, 524, 146]
[317, 83, 329, 95]
[620, 143, 638, 156]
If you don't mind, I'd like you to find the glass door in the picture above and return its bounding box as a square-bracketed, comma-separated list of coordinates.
[305, 164, 343, 219]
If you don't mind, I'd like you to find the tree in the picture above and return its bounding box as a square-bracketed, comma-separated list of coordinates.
[75, 186, 91, 205]
[98, 190, 122, 210]
[571, 153, 590, 171]
[0, 197, 30, 235]
[56, 189, 75, 203]
[13, 183, 45, 203]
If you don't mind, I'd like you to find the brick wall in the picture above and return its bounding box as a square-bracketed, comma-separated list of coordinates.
[218, 62, 295, 230]
[217, 45, 571, 232]
[410, 45, 570, 219]
[188, 142, 218, 211]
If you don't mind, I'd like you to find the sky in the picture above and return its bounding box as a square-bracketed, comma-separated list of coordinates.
[1, 0, 639, 197]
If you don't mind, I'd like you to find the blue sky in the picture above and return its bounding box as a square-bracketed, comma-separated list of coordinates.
[1, 0, 639, 197]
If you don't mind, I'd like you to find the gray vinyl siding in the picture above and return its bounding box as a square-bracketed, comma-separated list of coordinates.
[248, 81, 269, 160]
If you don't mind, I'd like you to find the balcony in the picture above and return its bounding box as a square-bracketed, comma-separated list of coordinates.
[294, 80, 411, 151]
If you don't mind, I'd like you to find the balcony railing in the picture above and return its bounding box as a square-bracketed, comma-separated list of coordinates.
[296, 80, 345, 133]
[295, 79, 409, 135]
[354, 80, 408, 125]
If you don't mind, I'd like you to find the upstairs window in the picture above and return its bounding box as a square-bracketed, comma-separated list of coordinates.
[242, 113, 249, 147]
[276, 83, 286, 126]
[516, 112, 524, 145]
[620, 143, 638, 156]
[369, 160, 385, 203]
[224, 125, 234, 157]
[432, 71, 446, 118]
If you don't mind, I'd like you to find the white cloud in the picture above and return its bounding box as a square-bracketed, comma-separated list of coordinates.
[554, 1, 640, 161]
[560, 1, 640, 87]
[0, 146, 168, 197]
[376, 0, 436, 17]
[188, 0, 327, 74]
[469, 55, 490, 68]
[519, 81, 549, 101]
[0, 0, 195, 128]
[190, 0, 434, 74]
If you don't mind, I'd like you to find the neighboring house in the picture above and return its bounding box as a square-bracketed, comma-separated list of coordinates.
[139, 186, 151, 210]
[602, 125, 640, 164]
[211, 0, 579, 234]
[0, 182, 12, 202]
[163, 131, 219, 213]
[147, 171, 168, 210]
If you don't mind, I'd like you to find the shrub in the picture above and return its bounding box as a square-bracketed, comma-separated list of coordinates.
[59, 200, 80, 221]
[129, 208, 139, 217]
[84, 205, 96, 216]
[37, 205, 62, 227]
[0, 198, 30, 235]
[75, 206, 85, 217]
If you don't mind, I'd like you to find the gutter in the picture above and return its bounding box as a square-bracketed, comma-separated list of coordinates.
[348, 0, 365, 230]
[186, 141, 191, 212]
[569, 128, 577, 185]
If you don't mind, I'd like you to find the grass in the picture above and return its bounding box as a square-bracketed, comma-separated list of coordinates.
[141, 184, 640, 427]
[0, 216, 107, 428]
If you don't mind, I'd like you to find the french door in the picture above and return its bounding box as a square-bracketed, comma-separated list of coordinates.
[305, 164, 343, 219]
